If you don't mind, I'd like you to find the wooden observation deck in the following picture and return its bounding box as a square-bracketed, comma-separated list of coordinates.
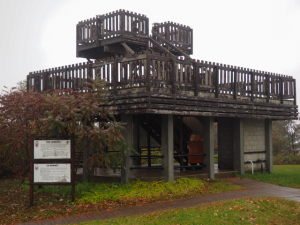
[26, 9, 299, 182]
[27, 9, 297, 120]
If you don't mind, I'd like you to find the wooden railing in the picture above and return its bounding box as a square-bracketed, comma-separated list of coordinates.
[27, 51, 296, 105]
[151, 22, 193, 54]
[76, 9, 149, 48]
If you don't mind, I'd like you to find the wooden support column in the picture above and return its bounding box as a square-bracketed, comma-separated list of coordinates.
[161, 114, 174, 183]
[265, 119, 273, 173]
[121, 114, 134, 184]
[233, 118, 244, 174]
[203, 117, 214, 179]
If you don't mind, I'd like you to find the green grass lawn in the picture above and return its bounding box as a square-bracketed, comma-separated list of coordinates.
[238, 165, 300, 188]
[0, 178, 243, 224]
[79, 197, 300, 225]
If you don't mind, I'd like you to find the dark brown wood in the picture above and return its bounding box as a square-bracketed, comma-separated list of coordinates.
[113, 59, 118, 95]
[146, 55, 150, 92]
[214, 66, 219, 98]
[26, 10, 298, 121]
[29, 135, 34, 206]
[294, 79, 297, 106]
[251, 71, 254, 101]
[171, 57, 176, 94]
[266, 74, 270, 103]
[233, 68, 237, 100]
[280, 77, 284, 104]
[193, 61, 198, 96]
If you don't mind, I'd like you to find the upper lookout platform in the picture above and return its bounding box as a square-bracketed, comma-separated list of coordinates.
[27, 9, 298, 120]
[76, 9, 193, 59]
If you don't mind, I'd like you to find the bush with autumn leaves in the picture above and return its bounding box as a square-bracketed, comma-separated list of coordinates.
[0, 78, 128, 178]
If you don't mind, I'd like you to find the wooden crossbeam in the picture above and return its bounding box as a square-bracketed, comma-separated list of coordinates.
[152, 31, 191, 60]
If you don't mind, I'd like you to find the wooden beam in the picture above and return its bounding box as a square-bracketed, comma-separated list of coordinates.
[120, 42, 135, 55]
[149, 36, 176, 57]
[152, 31, 191, 60]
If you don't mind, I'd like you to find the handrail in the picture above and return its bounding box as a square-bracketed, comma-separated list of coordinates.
[76, 9, 149, 47]
[27, 52, 297, 106]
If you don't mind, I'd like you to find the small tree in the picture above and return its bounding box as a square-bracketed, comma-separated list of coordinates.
[0, 78, 130, 178]
[272, 120, 300, 156]
[285, 120, 300, 156]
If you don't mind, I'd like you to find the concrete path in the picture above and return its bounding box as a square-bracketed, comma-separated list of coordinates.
[20, 178, 300, 225]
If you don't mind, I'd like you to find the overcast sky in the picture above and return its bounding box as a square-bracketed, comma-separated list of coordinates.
[0, 0, 299, 103]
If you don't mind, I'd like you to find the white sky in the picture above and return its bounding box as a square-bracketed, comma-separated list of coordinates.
[0, 0, 300, 103]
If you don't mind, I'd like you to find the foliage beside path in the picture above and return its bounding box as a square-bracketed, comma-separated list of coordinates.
[0, 177, 243, 224]
[238, 165, 300, 189]
[81, 197, 300, 225]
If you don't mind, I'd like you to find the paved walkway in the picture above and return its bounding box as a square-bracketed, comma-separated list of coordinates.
[20, 178, 300, 225]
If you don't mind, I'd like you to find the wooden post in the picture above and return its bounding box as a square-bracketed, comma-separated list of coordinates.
[146, 54, 151, 92]
[193, 61, 198, 96]
[64, 66, 68, 89]
[27, 75, 30, 91]
[171, 57, 176, 94]
[145, 17, 149, 36]
[87, 62, 92, 91]
[233, 67, 237, 100]
[294, 79, 297, 105]
[280, 77, 284, 104]
[29, 136, 33, 206]
[214, 65, 219, 98]
[121, 11, 125, 40]
[71, 135, 75, 202]
[266, 73, 270, 103]
[113, 59, 118, 95]
[251, 70, 254, 101]
[97, 17, 101, 46]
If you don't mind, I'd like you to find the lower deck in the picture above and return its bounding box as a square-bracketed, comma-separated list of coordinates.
[76, 164, 237, 183]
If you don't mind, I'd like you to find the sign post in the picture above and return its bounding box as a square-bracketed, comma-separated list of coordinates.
[29, 135, 76, 206]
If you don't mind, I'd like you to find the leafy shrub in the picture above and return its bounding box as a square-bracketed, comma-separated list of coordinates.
[0, 78, 127, 178]
[77, 178, 205, 203]
[273, 154, 300, 165]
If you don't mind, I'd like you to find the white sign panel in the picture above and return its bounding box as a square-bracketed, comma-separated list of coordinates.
[34, 140, 71, 159]
[34, 164, 71, 183]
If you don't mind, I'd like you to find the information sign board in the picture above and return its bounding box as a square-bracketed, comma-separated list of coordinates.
[33, 163, 71, 183]
[29, 135, 76, 206]
[34, 140, 71, 159]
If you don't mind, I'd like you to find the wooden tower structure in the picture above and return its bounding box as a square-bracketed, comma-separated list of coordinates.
[27, 10, 298, 183]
